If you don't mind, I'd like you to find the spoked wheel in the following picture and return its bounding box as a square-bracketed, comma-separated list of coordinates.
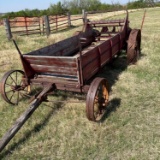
[127, 29, 141, 64]
[86, 77, 109, 122]
[0, 70, 30, 105]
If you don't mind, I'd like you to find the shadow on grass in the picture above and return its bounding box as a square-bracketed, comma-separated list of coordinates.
[94, 52, 128, 92]
[0, 100, 65, 159]
[100, 98, 121, 122]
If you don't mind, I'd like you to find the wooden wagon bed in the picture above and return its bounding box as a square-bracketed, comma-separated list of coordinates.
[21, 16, 128, 93]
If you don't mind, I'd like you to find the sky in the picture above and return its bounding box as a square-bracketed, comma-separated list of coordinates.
[0, 0, 129, 13]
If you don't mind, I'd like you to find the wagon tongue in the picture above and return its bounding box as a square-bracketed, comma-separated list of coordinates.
[12, 39, 22, 57]
[0, 83, 54, 152]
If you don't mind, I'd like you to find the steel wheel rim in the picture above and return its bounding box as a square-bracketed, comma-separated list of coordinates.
[0, 70, 29, 105]
[127, 29, 141, 64]
[94, 82, 108, 121]
[86, 78, 109, 121]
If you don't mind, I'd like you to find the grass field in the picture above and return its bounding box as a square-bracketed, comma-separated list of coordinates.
[0, 8, 160, 159]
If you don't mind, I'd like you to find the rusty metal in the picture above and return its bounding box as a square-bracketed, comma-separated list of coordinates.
[86, 77, 109, 121]
[141, 9, 146, 31]
[127, 29, 141, 64]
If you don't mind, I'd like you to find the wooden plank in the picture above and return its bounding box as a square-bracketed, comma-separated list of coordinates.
[110, 34, 120, 56]
[100, 50, 111, 66]
[98, 40, 111, 55]
[31, 77, 79, 85]
[37, 75, 78, 82]
[24, 56, 77, 67]
[30, 64, 77, 73]
[119, 32, 125, 48]
[30, 64, 78, 76]
[82, 57, 99, 81]
[25, 58, 77, 68]
[81, 47, 99, 67]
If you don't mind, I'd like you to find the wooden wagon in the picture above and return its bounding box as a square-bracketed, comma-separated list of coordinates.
[0, 11, 141, 121]
[0, 11, 142, 152]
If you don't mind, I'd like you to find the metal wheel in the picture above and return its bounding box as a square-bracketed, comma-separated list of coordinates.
[127, 29, 141, 64]
[0, 70, 30, 105]
[86, 77, 109, 121]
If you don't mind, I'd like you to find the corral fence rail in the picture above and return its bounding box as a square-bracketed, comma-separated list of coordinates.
[4, 11, 84, 40]
[9, 17, 41, 36]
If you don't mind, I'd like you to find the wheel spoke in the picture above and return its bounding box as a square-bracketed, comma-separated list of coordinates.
[5, 89, 15, 93]
[9, 75, 17, 85]
[17, 91, 19, 105]
[9, 91, 15, 102]
[5, 83, 13, 87]
[16, 71, 18, 84]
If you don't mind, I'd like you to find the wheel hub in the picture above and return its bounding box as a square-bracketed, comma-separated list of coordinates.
[11, 85, 23, 91]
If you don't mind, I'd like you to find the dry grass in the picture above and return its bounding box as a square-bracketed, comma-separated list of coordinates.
[0, 8, 160, 159]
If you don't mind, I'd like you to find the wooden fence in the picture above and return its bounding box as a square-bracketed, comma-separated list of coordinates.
[4, 12, 85, 40]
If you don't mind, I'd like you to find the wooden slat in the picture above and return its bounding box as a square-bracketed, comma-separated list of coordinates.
[110, 34, 120, 56]
[30, 64, 78, 76]
[81, 47, 99, 67]
[82, 57, 99, 81]
[23, 56, 77, 67]
[98, 40, 111, 55]
[31, 76, 79, 84]
[30, 64, 77, 72]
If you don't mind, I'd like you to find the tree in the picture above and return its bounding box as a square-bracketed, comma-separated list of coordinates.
[49, 2, 67, 15]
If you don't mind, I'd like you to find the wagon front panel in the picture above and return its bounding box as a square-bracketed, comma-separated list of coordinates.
[23, 55, 81, 91]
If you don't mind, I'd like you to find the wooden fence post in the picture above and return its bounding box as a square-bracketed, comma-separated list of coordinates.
[3, 18, 12, 40]
[44, 15, 50, 37]
[67, 12, 71, 27]
[82, 10, 87, 24]
[24, 17, 28, 36]
[82, 9, 85, 23]
[56, 15, 58, 31]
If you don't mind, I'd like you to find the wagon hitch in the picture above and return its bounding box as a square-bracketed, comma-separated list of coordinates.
[0, 83, 54, 153]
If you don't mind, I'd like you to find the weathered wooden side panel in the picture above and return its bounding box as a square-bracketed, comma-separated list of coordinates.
[110, 34, 120, 56]
[81, 47, 100, 81]
[98, 40, 111, 67]
[119, 31, 125, 48]
[81, 40, 111, 82]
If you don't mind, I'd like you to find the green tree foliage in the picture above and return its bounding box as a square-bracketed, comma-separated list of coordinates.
[0, 0, 159, 19]
[127, 0, 157, 9]
[48, 2, 67, 15]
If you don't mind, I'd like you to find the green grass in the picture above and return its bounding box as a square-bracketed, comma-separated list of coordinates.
[0, 8, 160, 159]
